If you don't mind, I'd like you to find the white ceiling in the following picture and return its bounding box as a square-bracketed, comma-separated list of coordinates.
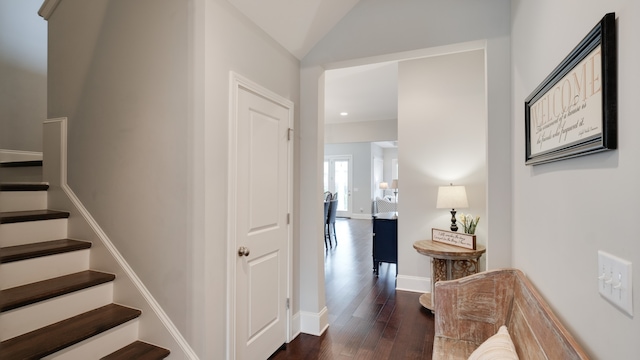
[227, 0, 360, 60]
[324, 62, 398, 124]
[227, 0, 398, 127]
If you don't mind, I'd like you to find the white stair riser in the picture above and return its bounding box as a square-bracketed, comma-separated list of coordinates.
[0, 282, 113, 341]
[0, 191, 48, 212]
[43, 319, 139, 360]
[0, 218, 67, 247]
[0, 249, 90, 290]
[0, 167, 43, 182]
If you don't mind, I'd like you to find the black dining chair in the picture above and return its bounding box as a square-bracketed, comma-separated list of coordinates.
[324, 192, 333, 247]
[326, 194, 338, 247]
[323, 199, 331, 248]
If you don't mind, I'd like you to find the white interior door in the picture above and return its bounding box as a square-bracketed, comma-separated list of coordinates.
[233, 80, 291, 360]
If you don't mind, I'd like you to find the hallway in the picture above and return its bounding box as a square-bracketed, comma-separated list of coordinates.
[271, 218, 434, 359]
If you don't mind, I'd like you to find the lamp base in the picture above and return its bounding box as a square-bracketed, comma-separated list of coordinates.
[450, 209, 458, 232]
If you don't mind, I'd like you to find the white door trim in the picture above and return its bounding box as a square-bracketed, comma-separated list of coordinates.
[227, 71, 294, 360]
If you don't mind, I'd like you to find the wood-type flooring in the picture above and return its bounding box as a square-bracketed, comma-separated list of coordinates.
[270, 218, 434, 360]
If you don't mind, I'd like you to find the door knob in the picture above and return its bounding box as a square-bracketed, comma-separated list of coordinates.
[238, 246, 250, 257]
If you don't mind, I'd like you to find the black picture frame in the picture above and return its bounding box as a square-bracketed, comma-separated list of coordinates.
[524, 13, 617, 165]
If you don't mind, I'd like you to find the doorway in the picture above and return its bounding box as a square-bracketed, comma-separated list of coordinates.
[324, 155, 352, 217]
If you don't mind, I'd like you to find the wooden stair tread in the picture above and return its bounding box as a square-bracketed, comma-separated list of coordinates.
[0, 209, 70, 224]
[1, 239, 91, 263]
[0, 303, 141, 359]
[0, 183, 49, 191]
[0, 270, 115, 312]
[101, 341, 171, 360]
[0, 160, 43, 168]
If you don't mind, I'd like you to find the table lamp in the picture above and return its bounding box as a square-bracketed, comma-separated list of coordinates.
[436, 184, 468, 231]
[390, 179, 398, 201]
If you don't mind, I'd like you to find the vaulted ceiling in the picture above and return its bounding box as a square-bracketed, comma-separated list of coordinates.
[227, 0, 360, 60]
[227, 0, 398, 129]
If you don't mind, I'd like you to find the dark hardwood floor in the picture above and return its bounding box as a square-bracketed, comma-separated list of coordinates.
[271, 218, 434, 360]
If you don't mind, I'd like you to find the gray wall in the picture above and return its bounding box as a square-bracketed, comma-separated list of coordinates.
[48, 0, 191, 339]
[512, 2, 639, 358]
[299, 0, 512, 324]
[0, 0, 46, 153]
[46, 0, 299, 358]
[398, 50, 488, 289]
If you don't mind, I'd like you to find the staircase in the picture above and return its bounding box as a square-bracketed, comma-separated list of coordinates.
[0, 161, 170, 359]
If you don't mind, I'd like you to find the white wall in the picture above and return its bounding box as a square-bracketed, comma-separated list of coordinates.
[46, 0, 299, 358]
[383, 147, 398, 188]
[397, 50, 487, 288]
[0, 0, 46, 153]
[48, 0, 192, 345]
[512, 2, 640, 358]
[325, 119, 397, 144]
[301, 0, 511, 309]
[197, 1, 300, 356]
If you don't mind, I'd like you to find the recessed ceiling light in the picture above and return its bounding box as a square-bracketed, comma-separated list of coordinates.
[340, 112, 348, 116]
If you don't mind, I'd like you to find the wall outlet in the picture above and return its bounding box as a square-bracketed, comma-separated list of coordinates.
[598, 250, 633, 316]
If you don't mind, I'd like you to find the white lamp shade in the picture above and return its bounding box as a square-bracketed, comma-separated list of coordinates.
[391, 179, 398, 189]
[436, 185, 468, 209]
[379, 182, 389, 190]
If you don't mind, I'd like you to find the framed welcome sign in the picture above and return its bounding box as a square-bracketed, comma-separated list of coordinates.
[524, 13, 617, 165]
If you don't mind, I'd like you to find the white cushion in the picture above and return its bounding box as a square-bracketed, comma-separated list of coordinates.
[468, 325, 519, 360]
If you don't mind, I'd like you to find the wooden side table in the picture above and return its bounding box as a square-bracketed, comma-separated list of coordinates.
[413, 239, 486, 310]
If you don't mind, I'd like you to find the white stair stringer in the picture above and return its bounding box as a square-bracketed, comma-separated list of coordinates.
[41, 118, 195, 359]
[0, 282, 113, 341]
[0, 124, 175, 358]
[0, 249, 90, 290]
[42, 319, 140, 360]
[0, 218, 67, 247]
[0, 190, 48, 212]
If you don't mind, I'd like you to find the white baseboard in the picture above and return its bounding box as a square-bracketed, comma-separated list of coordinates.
[349, 213, 373, 220]
[290, 312, 301, 341]
[396, 275, 431, 294]
[299, 307, 329, 336]
[0, 149, 43, 162]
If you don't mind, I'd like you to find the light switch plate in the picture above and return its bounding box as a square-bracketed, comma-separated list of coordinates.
[598, 250, 633, 316]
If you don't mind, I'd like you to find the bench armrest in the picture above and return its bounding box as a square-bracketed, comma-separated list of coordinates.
[434, 268, 518, 344]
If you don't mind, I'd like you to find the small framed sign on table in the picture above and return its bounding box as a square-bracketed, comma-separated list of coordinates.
[431, 228, 476, 250]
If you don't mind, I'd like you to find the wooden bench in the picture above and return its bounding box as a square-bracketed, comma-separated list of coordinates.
[432, 268, 590, 359]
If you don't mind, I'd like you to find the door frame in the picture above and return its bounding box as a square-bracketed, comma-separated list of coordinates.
[226, 71, 294, 360]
